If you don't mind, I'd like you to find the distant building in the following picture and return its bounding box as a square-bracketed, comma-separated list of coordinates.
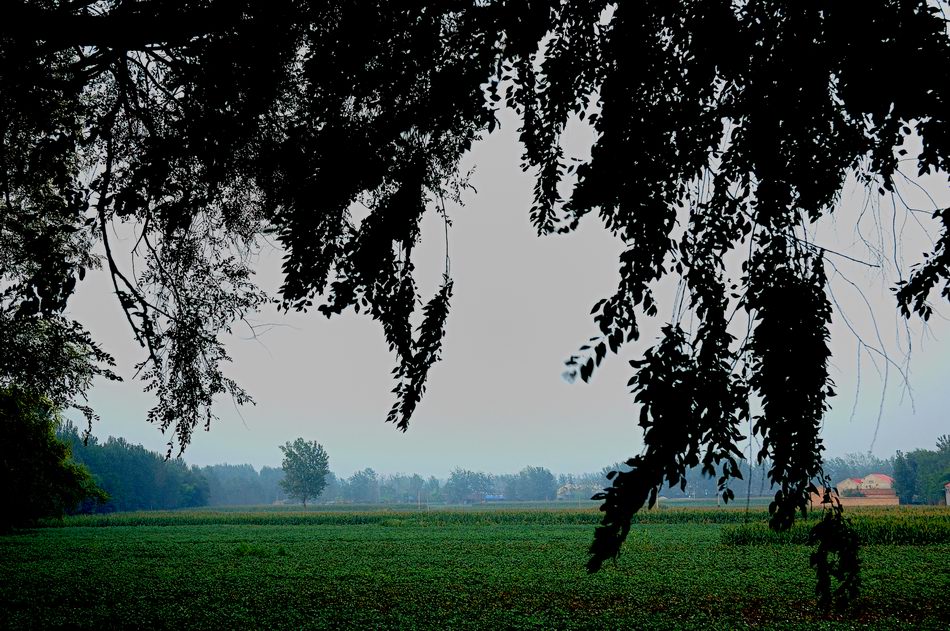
[836, 478, 863, 493]
[860, 473, 895, 491]
[813, 473, 899, 507]
[945, 482, 950, 506]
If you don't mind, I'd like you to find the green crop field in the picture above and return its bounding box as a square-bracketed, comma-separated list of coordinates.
[1, 506, 947, 629]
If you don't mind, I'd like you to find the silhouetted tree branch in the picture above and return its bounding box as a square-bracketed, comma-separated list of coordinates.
[2, 0, 949, 608]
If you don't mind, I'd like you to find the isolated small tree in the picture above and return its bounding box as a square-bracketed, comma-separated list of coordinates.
[278, 439, 330, 507]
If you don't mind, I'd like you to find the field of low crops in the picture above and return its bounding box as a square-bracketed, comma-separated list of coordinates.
[1, 506, 948, 629]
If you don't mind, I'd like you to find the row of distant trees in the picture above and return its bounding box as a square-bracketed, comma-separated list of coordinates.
[58, 422, 286, 511]
[323, 466, 563, 504]
[6, 387, 940, 528]
[58, 422, 209, 512]
[893, 436, 950, 505]
[241, 464, 578, 505]
[52, 427, 572, 509]
[53, 424, 947, 513]
[53, 424, 566, 509]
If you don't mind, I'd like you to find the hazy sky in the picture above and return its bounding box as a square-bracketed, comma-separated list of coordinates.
[66, 110, 950, 477]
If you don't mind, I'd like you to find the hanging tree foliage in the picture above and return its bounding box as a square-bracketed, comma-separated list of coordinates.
[2, 0, 949, 606]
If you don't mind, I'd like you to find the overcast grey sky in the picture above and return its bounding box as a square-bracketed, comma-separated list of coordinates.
[66, 110, 950, 477]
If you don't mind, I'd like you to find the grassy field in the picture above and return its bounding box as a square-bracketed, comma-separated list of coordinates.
[1, 506, 947, 629]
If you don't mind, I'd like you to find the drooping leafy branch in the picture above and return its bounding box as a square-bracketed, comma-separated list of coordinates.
[1, 0, 949, 607]
[508, 1, 948, 605]
[2, 1, 506, 453]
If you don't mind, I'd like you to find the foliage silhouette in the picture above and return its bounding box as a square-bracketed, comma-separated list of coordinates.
[2, 0, 949, 607]
[0, 387, 107, 529]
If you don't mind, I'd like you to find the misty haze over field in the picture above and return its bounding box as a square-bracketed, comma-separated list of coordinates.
[67, 110, 950, 477]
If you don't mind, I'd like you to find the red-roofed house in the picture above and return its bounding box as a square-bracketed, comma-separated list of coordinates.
[814, 473, 899, 506]
[836, 478, 864, 493]
[861, 473, 895, 490]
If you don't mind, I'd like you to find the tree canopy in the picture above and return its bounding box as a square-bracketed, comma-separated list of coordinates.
[279, 438, 331, 506]
[0, 387, 107, 529]
[59, 421, 211, 511]
[2, 0, 949, 606]
[893, 436, 950, 504]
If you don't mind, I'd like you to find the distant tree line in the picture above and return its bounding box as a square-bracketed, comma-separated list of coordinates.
[579, 460, 782, 503]
[893, 436, 950, 505]
[1, 388, 105, 529]
[312, 468, 558, 505]
[562, 454, 897, 504]
[53, 429, 568, 509]
[55, 423, 941, 513]
[59, 422, 209, 512]
[199, 464, 286, 506]
[58, 423, 290, 510]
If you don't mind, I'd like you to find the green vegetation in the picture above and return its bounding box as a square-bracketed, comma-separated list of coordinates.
[5, 9, 948, 601]
[278, 438, 331, 507]
[893, 436, 950, 505]
[56, 422, 794, 512]
[61, 419, 810, 508]
[3, 506, 946, 629]
[41, 505, 777, 529]
[58, 421, 209, 512]
[0, 387, 106, 529]
[723, 507, 950, 546]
